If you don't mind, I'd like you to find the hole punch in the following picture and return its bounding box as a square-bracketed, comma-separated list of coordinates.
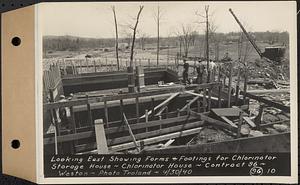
[11, 37, 21, 46]
[11, 140, 20, 149]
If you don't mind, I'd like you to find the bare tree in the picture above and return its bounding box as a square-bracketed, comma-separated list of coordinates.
[176, 24, 197, 58]
[128, 6, 144, 67]
[111, 6, 120, 70]
[154, 5, 164, 66]
[139, 33, 148, 50]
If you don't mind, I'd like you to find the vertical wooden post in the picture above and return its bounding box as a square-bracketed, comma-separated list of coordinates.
[237, 111, 243, 138]
[177, 108, 180, 117]
[119, 90, 124, 123]
[136, 66, 145, 92]
[235, 67, 241, 105]
[104, 98, 109, 127]
[148, 59, 150, 69]
[218, 67, 222, 108]
[86, 95, 93, 126]
[94, 119, 109, 154]
[69, 106, 76, 133]
[208, 87, 212, 110]
[151, 98, 155, 120]
[136, 97, 140, 123]
[145, 109, 149, 123]
[79, 59, 82, 74]
[254, 105, 264, 130]
[243, 66, 248, 104]
[94, 59, 97, 73]
[203, 88, 207, 112]
[127, 66, 135, 93]
[227, 63, 233, 108]
[139, 59, 142, 66]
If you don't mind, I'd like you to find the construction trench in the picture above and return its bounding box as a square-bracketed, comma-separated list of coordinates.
[43, 8, 290, 156]
[43, 60, 290, 155]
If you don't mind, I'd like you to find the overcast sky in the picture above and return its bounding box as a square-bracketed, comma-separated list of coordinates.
[39, 1, 295, 38]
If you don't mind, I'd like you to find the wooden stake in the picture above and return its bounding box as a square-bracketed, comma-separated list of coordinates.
[86, 95, 93, 126]
[208, 88, 212, 110]
[104, 99, 109, 127]
[119, 90, 124, 123]
[136, 97, 140, 123]
[237, 111, 243, 138]
[151, 98, 155, 120]
[218, 66, 222, 108]
[243, 66, 248, 104]
[145, 109, 149, 123]
[254, 105, 264, 130]
[94, 119, 109, 154]
[227, 63, 233, 108]
[203, 88, 207, 112]
[177, 108, 180, 117]
[235, 67, 241, 105]
[94, 60, 97, 72]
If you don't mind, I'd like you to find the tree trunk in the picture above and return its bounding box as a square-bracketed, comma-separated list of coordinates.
[112, 6, 120, 70]
[130, 6, 144, 67]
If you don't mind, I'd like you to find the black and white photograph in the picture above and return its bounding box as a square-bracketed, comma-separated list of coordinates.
[40, 1, 296, 182]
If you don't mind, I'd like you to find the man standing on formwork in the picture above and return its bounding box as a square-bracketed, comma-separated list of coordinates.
[182, 60, 190, 84]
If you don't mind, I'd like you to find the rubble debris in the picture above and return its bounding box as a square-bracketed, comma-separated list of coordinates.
[273, 124, 288, 133]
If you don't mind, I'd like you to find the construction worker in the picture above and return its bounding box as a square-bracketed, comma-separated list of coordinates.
[182, 60, 189, 84]
[196, 60, 204, 84]
[58, 95, 69, 129]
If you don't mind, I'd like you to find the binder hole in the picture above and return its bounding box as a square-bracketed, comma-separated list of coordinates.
[11, 37, 21, 46]
[11, 140, 20, 149]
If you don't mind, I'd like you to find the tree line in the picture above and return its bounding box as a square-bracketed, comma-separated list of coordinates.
[43, 31, 289, 52]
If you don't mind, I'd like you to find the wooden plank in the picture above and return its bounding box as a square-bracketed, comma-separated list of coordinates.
[123, 114, 140, 152]
[45, 82, 221, 110]
[247, 88, 290, 94]
[190, 111, 237, 132]
[140, 92, 180, 119]
[243, 116, 256, 128]
[144, 132, 290, 154]
[155, 106, 167, 116]
[108, 123, 204, 152]
[109, 114, 194, 133]
[242, 92, 290, 113]
[94, 119, 108, 154]
[211, 107, 245, 117]
[220, 116, 238, 128]
[184, 90, 221, 101]
[110, 121, 204, 146]
[180, 96, 200, 112]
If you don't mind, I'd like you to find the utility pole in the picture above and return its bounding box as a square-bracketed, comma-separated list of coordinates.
[205, 5, 210, 83]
